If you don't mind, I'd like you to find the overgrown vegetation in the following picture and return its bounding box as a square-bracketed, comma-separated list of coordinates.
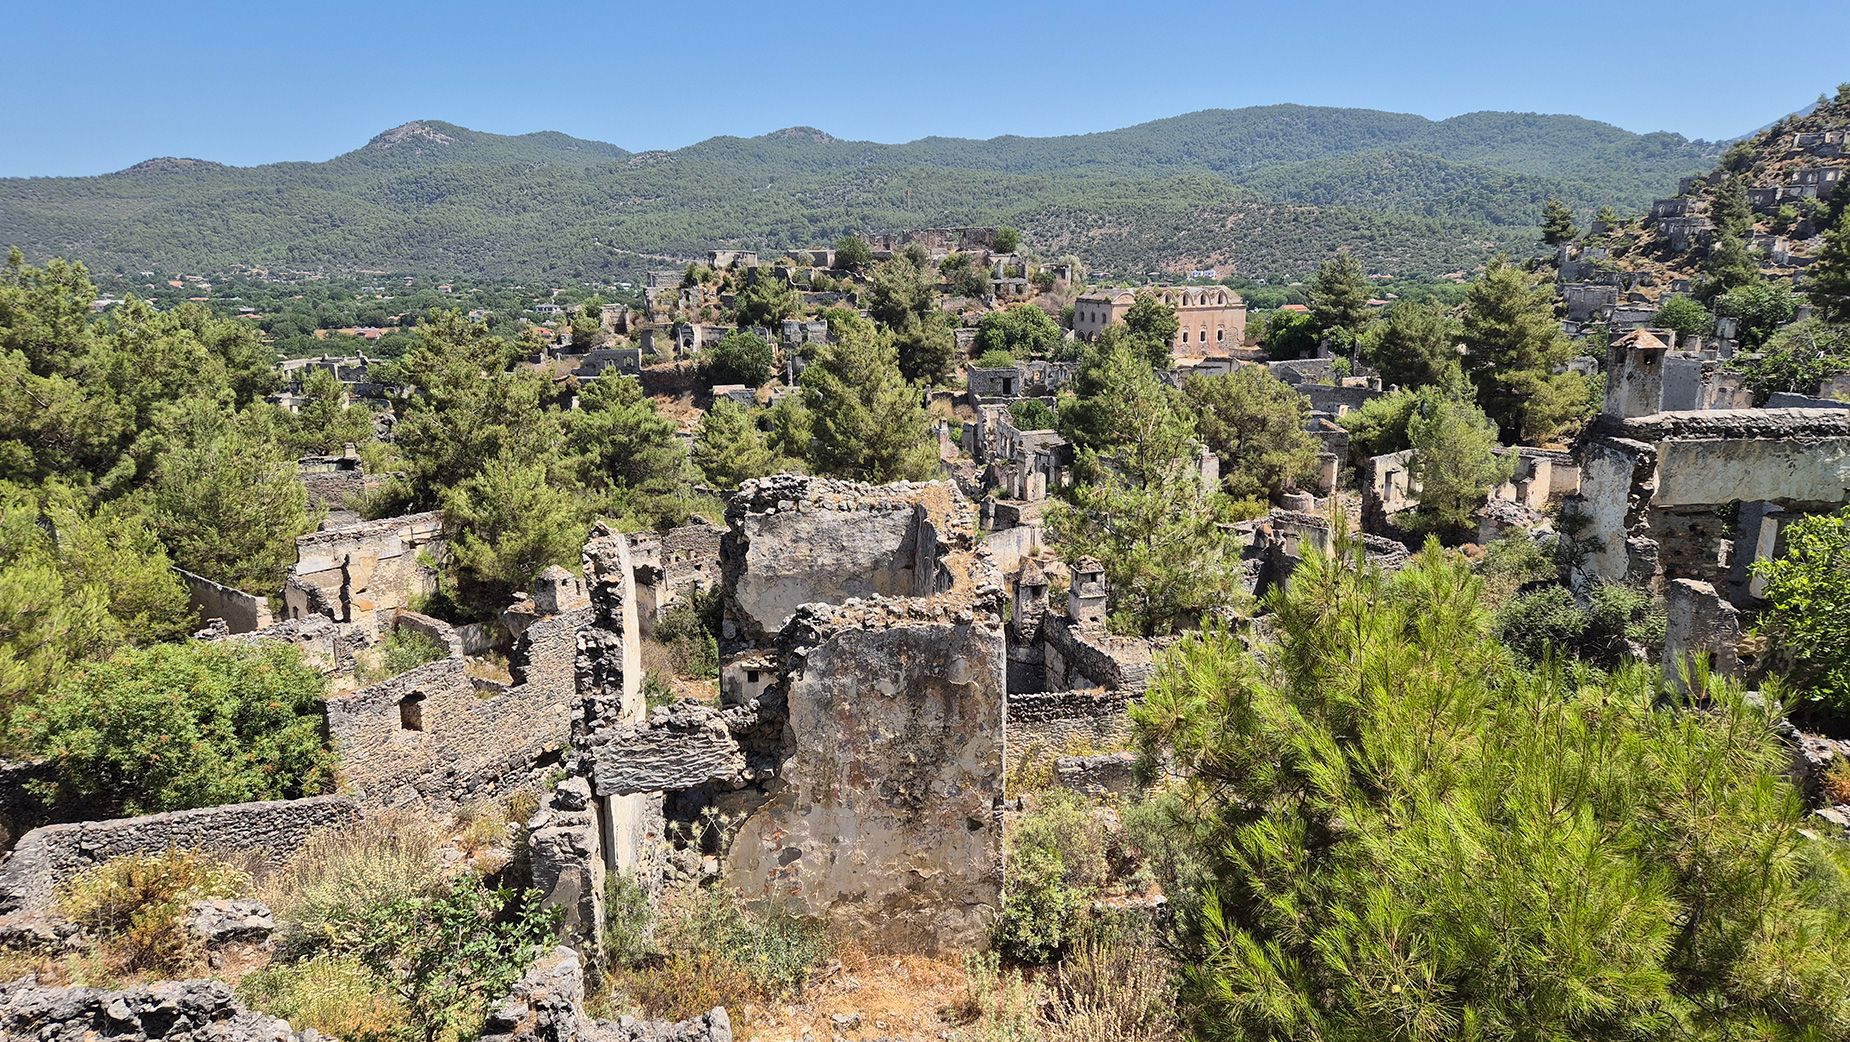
[601, 886, 831, 1022]
[1133, 538, 1850, 1038]
[57, 849, 247, 976]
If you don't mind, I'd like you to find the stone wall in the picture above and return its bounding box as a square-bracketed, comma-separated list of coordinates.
[720, 475, 964, 643]
[322, 608, 587, 810]
[630, 518, 723, 635]
[0, 796, 361, 915]
[175, 568, 274, 634]
[1005, 690, 1133, 769]
[1573, 410, 1850, 592]
[1037, 614, 1155, 693]
[724, 596, 1006, 952]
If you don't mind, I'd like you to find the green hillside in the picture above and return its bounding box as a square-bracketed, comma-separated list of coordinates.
[0, 107, 1720, 281]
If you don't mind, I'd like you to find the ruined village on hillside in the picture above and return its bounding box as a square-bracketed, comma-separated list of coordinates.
[7, 73, 1850, 1042]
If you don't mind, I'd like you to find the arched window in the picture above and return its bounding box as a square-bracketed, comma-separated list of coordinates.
[1216, 328, 1225, 342]
[1199, 327, 1209, 345]
[1180, 330, 1189, 344]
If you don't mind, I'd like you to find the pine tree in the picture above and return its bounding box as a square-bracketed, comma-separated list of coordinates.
[1046, 460, 1246, 636]
[1134, 543, 1850, 1041]
[1808, 209, 1850, 325]
[692, 399, 780, 490]
[1460, 256, 1587, 442]
[1058, 338, 1196, 487]
[1710, 174, 1754, 238]
[1308, 250, 1371, 348]
[1541, 198, 1578, 245]
[1405, 387, 1513, 536]
[1360, 299, 1462, 389]
[799, 320, 938, 483]
[442, 451, 585, 616]
[1181, 368, 1318, 503]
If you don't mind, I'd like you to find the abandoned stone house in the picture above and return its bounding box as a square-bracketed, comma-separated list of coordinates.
[965, 358, 1078, 403]
[1071, 285, 1247, 355]
[282, 511, 444, 639]
[1570, 333, 1850, 679]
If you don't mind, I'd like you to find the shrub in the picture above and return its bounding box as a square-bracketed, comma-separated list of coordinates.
[12, 640, 336, 815]
[655, 593, 719, 679]
[57, 849, 246, 974]
[1825, 758, 1850, 806]
[236, 954, 405, 1039]
[1751, 507, 1850, 715]
[260, 816, 444, 959]
[958, 950, 1044, 1042]
[1044, 932, 1179, 1042]
[1496, 581, 1663, 668]
[603, 872, 655, 969]
[974, 348, 1017, 369]
[353, 878, 559, 1042]
[995, 789, 1110, 963]
[357, 627, 447, 683]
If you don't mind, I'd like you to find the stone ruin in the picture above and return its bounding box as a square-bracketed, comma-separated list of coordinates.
[0, 473, 1175, 1034]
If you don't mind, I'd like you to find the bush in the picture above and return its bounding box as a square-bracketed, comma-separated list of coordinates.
[1495, 581, 1662, 668]
[1044, 932, 1179, 1042]
[353, 878, 559, 1042]
[1751, 507, 1850, 715]
[995, 789, 1110, 963]
[260, 816, 444, 959]
[357, 627, 447, 683]
[958, 950, 1044, 1042]
[974, 348, 1017, 369]
[603, 872, 655, 969]
[655, 593, 719, 679]
[12, 640, 335, 816]
[57, 849, 247, 974]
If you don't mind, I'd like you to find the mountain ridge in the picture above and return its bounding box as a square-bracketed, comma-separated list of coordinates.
[0, 104, 1725, 281]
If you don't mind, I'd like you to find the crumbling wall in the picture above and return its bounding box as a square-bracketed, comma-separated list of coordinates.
[1037, 614, 1156, 693]
[1574, 410, 1850, 588]
[720, 476, 964, 643]
[322, 608, 587, 809]
[282, 511, 443, 633]
[0, 796, 360, 915]
[175, 569, 274, 634]
[724, 597, 1006, 952]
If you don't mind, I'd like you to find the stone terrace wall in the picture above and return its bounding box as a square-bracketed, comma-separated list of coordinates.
[323, 608, 588, 809]
[0, 796, 360, 915]
[725, 594, 1006, 952]
[720, 475, 966, 643]
[1005, 689, 1133, 769]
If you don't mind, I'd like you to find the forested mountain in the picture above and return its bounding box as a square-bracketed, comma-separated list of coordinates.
[0, 107, 1720, 281]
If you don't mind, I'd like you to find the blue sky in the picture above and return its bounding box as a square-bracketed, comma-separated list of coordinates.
[2, 0, 1844, 177]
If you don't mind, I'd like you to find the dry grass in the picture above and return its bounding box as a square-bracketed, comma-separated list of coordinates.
[55, 849, 248, 977]
[1824, 757, 1850, 805]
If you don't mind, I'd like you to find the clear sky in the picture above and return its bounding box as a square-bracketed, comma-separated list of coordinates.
[3, 0, 1844, 177]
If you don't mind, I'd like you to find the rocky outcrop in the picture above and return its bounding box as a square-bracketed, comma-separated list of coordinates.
[0, 976, 315, 1041]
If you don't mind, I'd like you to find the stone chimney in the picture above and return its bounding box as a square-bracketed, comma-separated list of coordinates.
[1067, 557, 1108, 632]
